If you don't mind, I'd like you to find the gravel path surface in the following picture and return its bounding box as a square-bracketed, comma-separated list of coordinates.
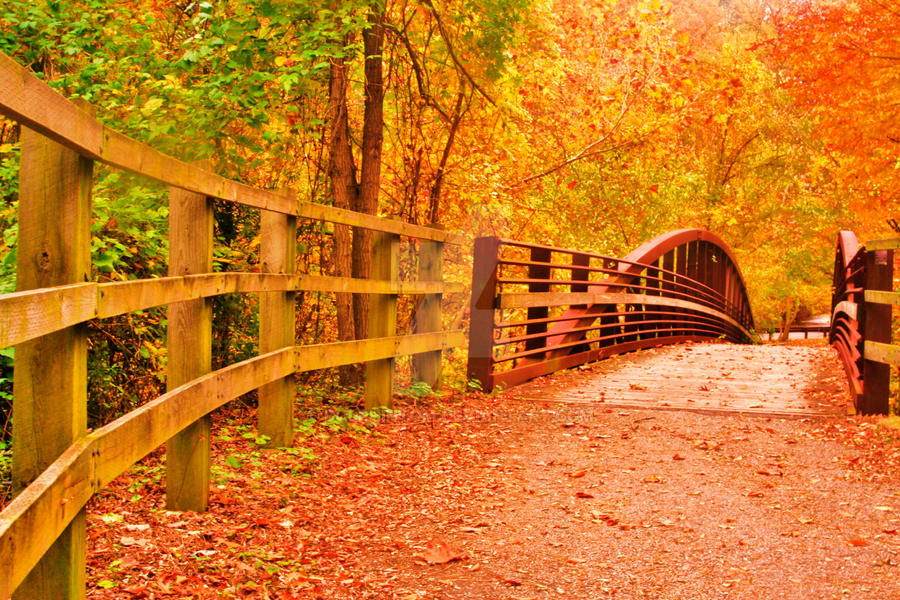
[84, 342, 900, 599]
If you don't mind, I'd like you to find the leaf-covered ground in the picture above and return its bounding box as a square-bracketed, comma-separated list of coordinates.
[85, 343, 900, 599]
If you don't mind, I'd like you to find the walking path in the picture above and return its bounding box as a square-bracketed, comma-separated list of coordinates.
[86, 342, 900, 599]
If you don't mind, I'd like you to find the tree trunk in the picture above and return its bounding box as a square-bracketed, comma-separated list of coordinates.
[428, 88, 467, 225]
[328, 47, 358, 384]
[352, 7, 386, 341]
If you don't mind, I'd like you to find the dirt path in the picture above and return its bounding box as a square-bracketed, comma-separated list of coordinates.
[84, 342, 900, 599]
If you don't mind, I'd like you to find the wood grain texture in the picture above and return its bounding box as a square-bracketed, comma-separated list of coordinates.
[258, 210, 297, 448]
[412, 239, 444, 388]
[165, 184, 213, 512]
[0, 349, 296, 599]
[0, 275, 463, 350]
[296, 332, 465, 373]
[867, 237, 900, 251]
[11, 125, 92, 600]
[865, 341, 900, 367]
[366, 233, 400, 409]
[0, 284, 96, 348]
[864, 290, 900, 306]
[0, 326, 467, 597]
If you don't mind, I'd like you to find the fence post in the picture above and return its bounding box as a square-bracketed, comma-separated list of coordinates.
[166, 183, 213, 511]
[861, 248, 894, 415]
[258, 208, 297, 446]
[11, 124, 92, 600]
[366, 231, 399, 408]
[466, 237, 500, 392]
[412, 233, 444, 389]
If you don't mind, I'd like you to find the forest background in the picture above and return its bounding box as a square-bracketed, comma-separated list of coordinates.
[0, 0, 896, 443]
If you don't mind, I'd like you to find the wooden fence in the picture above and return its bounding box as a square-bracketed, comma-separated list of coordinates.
[831, 231, 897, 414]
[467, 230, 755, 391]
[0, 52, 465, 599]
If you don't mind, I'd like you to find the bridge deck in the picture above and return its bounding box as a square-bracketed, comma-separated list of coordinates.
[509, 341, 850, 417]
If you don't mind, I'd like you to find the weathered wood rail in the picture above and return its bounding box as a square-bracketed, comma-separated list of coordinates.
[466, 230, 755, 391]
[830, 231, 897, 414]
[0, 52, 465, 599]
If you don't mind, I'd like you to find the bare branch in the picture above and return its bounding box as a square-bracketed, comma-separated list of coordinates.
[420, 0, 498, 106]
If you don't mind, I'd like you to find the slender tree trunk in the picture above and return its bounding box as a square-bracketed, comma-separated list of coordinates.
[352, 7, 386, 341]
[428, 88, 467, 225]
[328, 48, 358, 385]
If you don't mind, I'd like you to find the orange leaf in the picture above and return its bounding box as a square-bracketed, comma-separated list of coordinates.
[848, 538, 869, 547]
[417, 541, 468, 565]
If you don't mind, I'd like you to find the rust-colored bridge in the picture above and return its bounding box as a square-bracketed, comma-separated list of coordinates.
[0, 49, 899, 600]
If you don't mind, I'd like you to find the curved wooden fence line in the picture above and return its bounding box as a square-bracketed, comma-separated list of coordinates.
[830, 231, 897, 414]
[0, 274, 465, 349]
[0, 331, 463, 598]
[0, 50, 466, 599]
[467, 230, 755, 391]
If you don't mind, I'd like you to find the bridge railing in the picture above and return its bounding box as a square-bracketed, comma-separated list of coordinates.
[831, 231, 897, 414]
[0, 52, 465, 598]
[467, 230, 755, 391]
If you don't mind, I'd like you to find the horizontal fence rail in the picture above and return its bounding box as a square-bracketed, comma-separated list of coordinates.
[467, 230, 756, 391]
[830, 231, 897, 414]
[0, 51, 466, 599]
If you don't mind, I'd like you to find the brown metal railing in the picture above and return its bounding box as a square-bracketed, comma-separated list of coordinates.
[830, 231, 897, 414]
[467, 229, 755, 391]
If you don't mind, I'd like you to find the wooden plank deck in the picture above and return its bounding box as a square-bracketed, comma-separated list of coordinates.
[507, 341, 851, 417]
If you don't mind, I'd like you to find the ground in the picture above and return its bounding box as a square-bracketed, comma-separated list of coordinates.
[82, 341, 900, 599]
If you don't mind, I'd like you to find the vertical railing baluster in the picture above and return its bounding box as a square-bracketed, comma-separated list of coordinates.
[570, 252, 591, 353]
[12, 123, 92, 600]
[258, 207, 297, 447]
[166, 183, 213, 512]
[525, 247, 551, 358]
[662, 251, 676, 338]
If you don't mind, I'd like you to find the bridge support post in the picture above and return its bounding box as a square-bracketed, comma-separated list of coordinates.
[258, 208, 297, 447]
[166, 181, 214, 511]
[467, 237, 500, 392]
[366, 231, 399, 408]
[861, 249, 894, 415]
[413, 233, 444, 389]
[11, 125, 92, 600]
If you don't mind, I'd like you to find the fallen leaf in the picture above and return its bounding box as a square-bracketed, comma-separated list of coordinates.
[568, 469, 588, 478]
[119, 536, 149, 547]
[848, 538, 869, 547]
[575, 491, 595, 499]
[417, 541, 468, 565]
[756, 469, 783, 477]
[629, 383, 648, 391]
[672, 454, 686, 461]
